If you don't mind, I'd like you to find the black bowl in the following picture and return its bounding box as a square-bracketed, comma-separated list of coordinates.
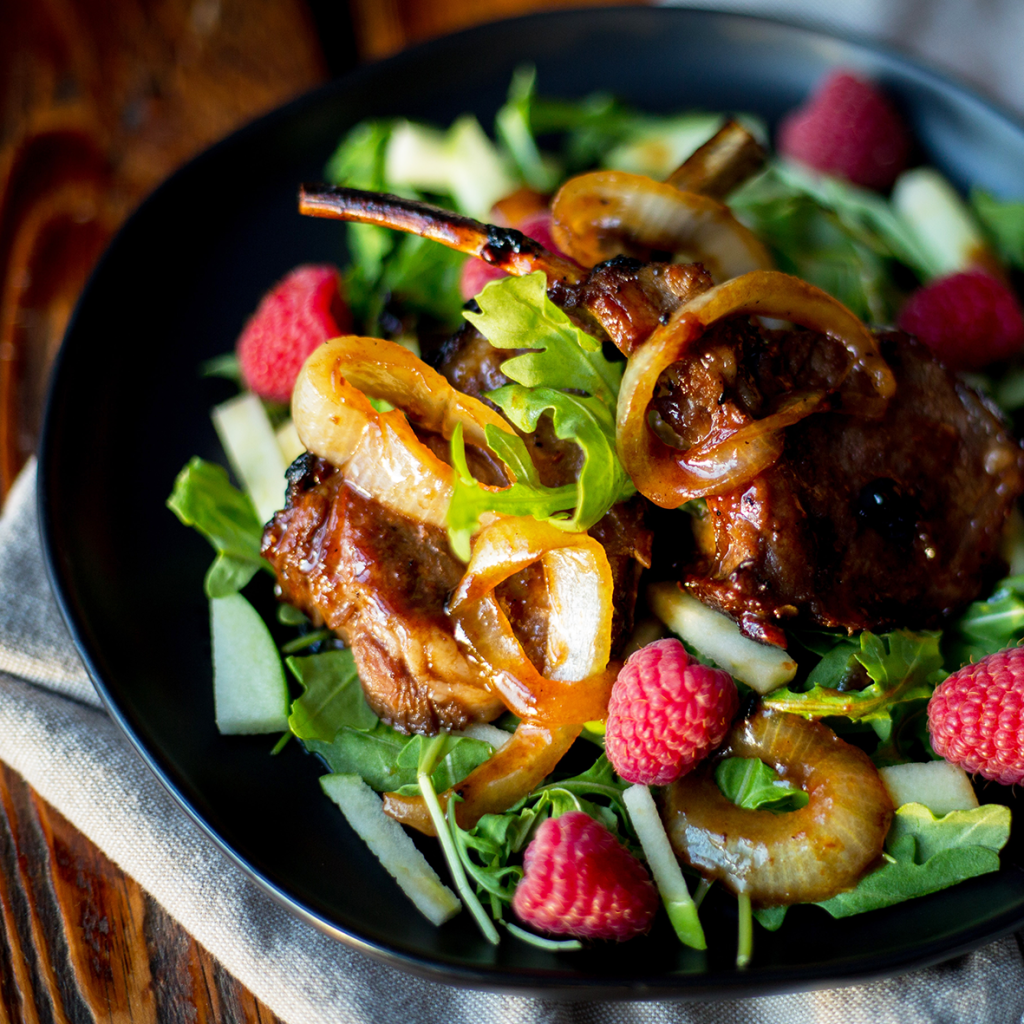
[39, 5, 1024, 999]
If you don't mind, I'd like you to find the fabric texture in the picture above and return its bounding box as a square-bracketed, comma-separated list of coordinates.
[7, 2, 1024, 1018]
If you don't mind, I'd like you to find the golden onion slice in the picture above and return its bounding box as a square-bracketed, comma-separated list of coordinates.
[448, 516, 617, 724]
[291, 335, 515, 529]
[550, 170, 773, 281]
[616, 270, 896, 507]
[664, 709, 894, 906]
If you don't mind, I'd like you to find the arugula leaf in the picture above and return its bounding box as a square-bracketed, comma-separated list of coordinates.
[488, 384, 629, 531]
[325, 120, 395, 327]
[495, 65, 561, 192]
[166, 457, 267, 597]
[393, 734, 494, 794]
[305, 723, 412, 791]
[449, 273, 634, 552]
[971, 190, 1024, 271]
[945, 575, 1024, 667]
[715, 757, 809, 814]
[307, 725, 492, 795]
[763, 631, 944, 742]
[753, 905, 787, 932]
[816, 803, 1010, 918]
[447, 423, 577, 561]
[731, 163, 933, 322]
[380, 233, 466, 328]
[286, 648, 377, 742]
[465, 273, 622, 405]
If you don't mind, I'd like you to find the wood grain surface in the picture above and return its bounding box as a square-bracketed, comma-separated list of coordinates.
[0, 762, 282, 1024]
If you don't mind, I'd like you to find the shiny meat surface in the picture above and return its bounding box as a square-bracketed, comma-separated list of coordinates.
[669, 330, 1024, 642]
[262, 454, 504, 734]
[435, 323, 652, 652]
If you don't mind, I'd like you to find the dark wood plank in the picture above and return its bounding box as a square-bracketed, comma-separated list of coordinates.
[0, 763, 284, 1024]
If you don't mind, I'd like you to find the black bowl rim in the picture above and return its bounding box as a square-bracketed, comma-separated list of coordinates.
[37, 3, 1024, 1000]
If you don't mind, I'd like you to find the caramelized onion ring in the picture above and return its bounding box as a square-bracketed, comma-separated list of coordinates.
[448, 516, 617, 725]
[617, 271, 897, 507]
[292, 336, 515, 529]
[383, 518, 616, 835]
[382, 722, 581, 836]
[664, 709, 893, 906]
[550, 170, 773, 281]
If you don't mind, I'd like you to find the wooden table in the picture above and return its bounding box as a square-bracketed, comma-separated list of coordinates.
[0, 1, 646, 1020]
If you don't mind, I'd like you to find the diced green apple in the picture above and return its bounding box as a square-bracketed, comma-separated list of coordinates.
[275, 418, 305, 466]
[892, 168, 996, 280]
[211, 391, 288, 524]
[623, 783, 706, 950]
[879, 760, 979, 815]
[210, 593, 289, 734]
[321, 773, 461, 926]
[647, 582, 797, 694]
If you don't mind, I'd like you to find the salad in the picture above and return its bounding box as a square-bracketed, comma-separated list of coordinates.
[168, 67, 1024, 967]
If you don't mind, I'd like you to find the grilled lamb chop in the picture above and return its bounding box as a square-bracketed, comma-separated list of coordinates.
[263, 454, 504, 734]
[658, 329, 1024, 643]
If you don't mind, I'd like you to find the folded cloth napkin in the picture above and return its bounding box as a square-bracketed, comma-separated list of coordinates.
[4, 458, 1024, 1023]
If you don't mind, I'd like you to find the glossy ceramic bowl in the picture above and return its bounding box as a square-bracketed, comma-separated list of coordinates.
[39, 6, 1024, 998]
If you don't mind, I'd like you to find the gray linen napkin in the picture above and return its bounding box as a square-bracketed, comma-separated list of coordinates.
[4, 456, 1024, 1022]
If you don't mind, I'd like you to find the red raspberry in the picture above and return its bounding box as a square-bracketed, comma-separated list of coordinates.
[777, 70, 910, 191]
[236, 265, 350, 403]
[605, 638, 738, 786]
[897, 270, 1024, 370]
[459, 211, 572, 299]
[512, 811, 658, 941]
[928, 647, 1024, 785]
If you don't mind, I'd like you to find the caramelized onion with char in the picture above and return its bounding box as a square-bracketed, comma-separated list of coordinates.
[447, 516, 617, 725]
[617, 271, 897, 507]
[291, 335, 515, 529]
[383, 517, 617, 836]
[550, 170, 773, 281]
[664, 709, 893, 906]
[383, 722, 581, 836]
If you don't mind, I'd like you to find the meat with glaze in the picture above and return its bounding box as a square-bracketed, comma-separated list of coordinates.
[262, 453, 504, 734]
[655, 326, 1024, 643]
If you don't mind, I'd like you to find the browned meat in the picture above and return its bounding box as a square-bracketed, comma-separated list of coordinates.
[262, 454, 504, 734]
[434, 323, 653, 653]
[299, 184, 714, 356]
[668, 330, 1024, 642]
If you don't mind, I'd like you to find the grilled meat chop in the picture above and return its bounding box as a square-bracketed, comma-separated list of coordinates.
[263, 454, 504, 734]
[657, 328, 1024, 643]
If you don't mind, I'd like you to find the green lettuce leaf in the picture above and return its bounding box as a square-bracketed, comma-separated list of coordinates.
[971, 190, 1024, 271]
[448, 273, 634, 554]
[286, 648, 377, 742]
[816, 803, 1011, 918]
[730, 162, 933, 322]
[763, 630, 944, 742]
[306, 724, 492, 795]
[166, 457, 267, 598]
[945, 575, 1024, 667]
[715, 757, 809, 814]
